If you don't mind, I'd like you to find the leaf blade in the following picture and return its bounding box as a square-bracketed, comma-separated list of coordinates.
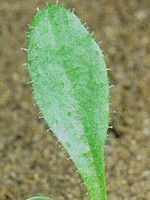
[27, 5, 109, 200]
[27, 197, 53, 200]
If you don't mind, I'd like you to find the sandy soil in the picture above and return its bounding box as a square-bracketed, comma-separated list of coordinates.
[0, 0, 150, 200]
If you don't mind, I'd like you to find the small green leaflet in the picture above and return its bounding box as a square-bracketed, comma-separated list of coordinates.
[27, 4, 109, 200]
[27, 197, 53, 200]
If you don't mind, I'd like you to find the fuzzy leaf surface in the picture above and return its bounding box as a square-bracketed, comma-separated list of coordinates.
[27, 4, 109, 200]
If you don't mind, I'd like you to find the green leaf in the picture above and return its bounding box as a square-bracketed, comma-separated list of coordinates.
[27, 4, 109, 200]
[27, 197, 53, 200]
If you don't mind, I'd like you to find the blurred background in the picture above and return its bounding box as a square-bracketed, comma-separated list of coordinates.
[0, 0, 150, 199]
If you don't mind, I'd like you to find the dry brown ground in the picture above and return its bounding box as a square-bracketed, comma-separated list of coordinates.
[0, 0, 150, 200]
